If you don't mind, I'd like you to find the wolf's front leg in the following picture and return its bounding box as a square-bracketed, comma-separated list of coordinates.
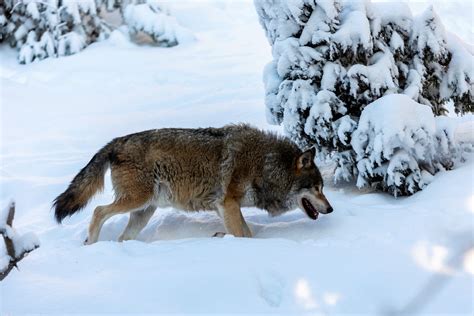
[218, 198, 252, 238]
[240, 212, 252, 237]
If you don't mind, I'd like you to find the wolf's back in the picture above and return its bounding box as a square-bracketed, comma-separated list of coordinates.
[53, 141, 114, 223]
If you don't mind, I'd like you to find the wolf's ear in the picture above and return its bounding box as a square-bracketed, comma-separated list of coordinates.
[297, 148, 315, 171]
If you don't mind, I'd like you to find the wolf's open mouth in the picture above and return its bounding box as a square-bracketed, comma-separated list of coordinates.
[302, 198, 318, 220]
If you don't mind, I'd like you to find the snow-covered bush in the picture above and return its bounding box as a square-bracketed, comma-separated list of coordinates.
[123, 2, 193, 47]
[351, 94, 458, 196]
[255, 0, 473, 195]
[0, 0, 192, 64]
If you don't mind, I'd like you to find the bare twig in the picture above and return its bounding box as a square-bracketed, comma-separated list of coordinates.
[0, 202, 39, 281]
[3, 202, 16, 261]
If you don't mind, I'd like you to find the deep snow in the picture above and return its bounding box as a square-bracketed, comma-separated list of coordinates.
[1, 1, 473, 314]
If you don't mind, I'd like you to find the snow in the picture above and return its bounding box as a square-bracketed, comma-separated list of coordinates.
[454, 114, 474, 144]
[263, 61, 283, 124]
[334, 115, 356, 146]
[57, 32, 86, 57]
[321, 62, 345, 92]
[353, 94, 436, 157]
[347, 50, 398, 97]
[332, 2, 372, 53]
[389, 30, 405, 52]
[1, 0, 473, 314]
[410, 5, 448, 60]
[26, 2, 40, 21]
[0, 202, 13, 228]
[12, 231, 40, 258]
[299, 3, 338, 46]
[369, 2, 412, 36]
[441, 33, 474, 111]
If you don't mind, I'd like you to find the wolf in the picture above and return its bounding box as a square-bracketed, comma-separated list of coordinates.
[53, 124, 333, 244]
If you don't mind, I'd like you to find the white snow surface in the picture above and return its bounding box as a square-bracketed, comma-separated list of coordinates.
[1, 1, 473, 314]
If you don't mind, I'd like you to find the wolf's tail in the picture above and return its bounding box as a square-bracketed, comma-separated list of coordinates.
[53, 141, 115, 223]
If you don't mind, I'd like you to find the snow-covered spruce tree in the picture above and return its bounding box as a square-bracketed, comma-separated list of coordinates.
[255, 0, 473, 195]
[0, 0, 191, 64]
[0, 0, 109, 64]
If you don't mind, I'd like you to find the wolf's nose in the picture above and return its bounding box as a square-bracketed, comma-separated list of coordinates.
[326, 206, 333, 213]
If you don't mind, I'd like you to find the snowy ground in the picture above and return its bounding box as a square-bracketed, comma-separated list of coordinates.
[1, 1, 473, 315]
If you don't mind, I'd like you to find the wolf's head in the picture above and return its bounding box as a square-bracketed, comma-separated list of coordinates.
[290, 148, 333, 220]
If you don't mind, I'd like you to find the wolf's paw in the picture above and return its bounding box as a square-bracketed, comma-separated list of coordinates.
[83, 237, 95, 245]
[212, 232, 226, 238]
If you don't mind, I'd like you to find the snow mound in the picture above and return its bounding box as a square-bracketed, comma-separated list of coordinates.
[351, 94, 459, 195]
[353, 94, 436, 150]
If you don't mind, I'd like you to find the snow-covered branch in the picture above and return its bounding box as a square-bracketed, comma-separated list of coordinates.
[0, 202, 40, 281]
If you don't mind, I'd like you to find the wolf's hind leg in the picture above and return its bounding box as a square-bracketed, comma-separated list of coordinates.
[118, 205, 157, 242]
[86, 197, 151, 245]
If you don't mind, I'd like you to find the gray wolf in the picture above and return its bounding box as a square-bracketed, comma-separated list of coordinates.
[53, 124, 333, 244]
